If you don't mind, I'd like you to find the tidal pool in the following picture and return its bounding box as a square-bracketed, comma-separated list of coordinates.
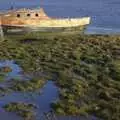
[0, 60, 59, 119]
[0, 81, 59, 120]
[0, 60, 101, 120]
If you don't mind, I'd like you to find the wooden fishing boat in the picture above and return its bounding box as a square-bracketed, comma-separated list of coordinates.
[0, 8, 91, 34]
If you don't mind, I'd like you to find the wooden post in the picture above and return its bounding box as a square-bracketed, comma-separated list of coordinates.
[0, 16, 4, 41]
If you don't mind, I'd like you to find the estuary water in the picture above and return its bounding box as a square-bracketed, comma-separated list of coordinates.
[0, 0, 120, 34]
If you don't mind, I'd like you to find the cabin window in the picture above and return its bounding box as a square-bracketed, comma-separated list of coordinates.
[27, 13, 31, 17]
[35, 13, 39, 17]
[17, 14, 20, 17]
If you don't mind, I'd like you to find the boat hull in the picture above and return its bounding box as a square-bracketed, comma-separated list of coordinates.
[2, 25, 86, 34]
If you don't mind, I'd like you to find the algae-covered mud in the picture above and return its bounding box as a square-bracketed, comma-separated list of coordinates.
[0, 34, 120, 120]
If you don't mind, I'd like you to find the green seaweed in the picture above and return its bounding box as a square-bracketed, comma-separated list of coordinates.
[10, 78, 46, 92]
[0, 66, 12, 73]
[0, 34, 120, 120]
[3, 102, 37, 119]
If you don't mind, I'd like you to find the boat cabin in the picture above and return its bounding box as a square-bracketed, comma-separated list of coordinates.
[0, 8, 51, 26]
[19, 8, 49, 19]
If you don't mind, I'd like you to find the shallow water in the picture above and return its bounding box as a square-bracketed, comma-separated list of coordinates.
[0, 109, 22, 120]
[0, 60, 59, 120]
[0, 60, 101, 120]
[0, 81, 58, 120]
[0, 0, 120, 34]
[0, 60, 30, 80]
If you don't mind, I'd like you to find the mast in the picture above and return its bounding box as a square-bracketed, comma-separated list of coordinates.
[40, 0, 43, 8]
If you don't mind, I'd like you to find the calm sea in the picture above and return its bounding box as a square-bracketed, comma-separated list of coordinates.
[0, 0, 120, 34]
